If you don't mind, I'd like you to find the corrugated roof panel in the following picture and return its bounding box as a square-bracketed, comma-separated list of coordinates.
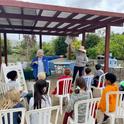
[68, 24, 80, 29]
[57, 23, 70, 28]
[73, 14, 86, 19]
[36, 21, 48, 27]
[41, 10, 56, 17]
[4, 6, 21, 14]
[78, 24, 91, 29]
[87, 15, 99, 20]
[23, 8, 37, 15]
[57, 12, 72, 18]
[10, 19, 22, 26]
[24, 20, 34, 26]
[0, 18, 9, 25]
[47, 22, 59, 28]
[100, 17, 112, 21]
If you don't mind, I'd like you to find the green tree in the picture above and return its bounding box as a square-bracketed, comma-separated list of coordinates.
[85, 34, 101, 49]
[0, 38, 12, 56]
[17, 34, 38, 60]
[110, 33, 124, 59]
[43, 42, 55, 56]
[53, 36, 68, 56]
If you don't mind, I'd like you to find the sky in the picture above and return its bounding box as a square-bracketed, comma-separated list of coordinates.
[8, 0, 124, 43]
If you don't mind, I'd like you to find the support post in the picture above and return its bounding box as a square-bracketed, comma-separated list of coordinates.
[104, 26, 110, 72]
[0, 33, 2, 68]
[4, 33, 7, 65]
[39, 35, 42, 49]
[82, 32, 85, 46]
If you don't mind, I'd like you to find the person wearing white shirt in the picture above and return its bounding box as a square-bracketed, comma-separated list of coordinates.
[29, 79, 52, 124]
[7, 70, 21, 90]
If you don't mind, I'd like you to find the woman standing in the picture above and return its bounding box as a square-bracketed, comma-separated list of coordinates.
[31, 49, 62, 80]
[72, 46, 88, 84]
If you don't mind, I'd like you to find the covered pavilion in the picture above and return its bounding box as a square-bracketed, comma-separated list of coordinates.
[0, 0, 124, 72]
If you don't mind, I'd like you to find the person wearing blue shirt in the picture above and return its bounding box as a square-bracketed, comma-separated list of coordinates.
[31, 49, 62, 80]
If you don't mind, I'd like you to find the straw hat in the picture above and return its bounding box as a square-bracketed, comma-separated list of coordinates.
[78, 46, 86, 53]
[36, 49, 44, 57]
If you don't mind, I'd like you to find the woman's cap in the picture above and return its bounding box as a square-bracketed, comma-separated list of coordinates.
[78, 46, 86, 53]
[36, 49, 44, 57]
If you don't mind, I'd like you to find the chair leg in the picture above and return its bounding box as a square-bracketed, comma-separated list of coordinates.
[59, 97, 63, 115]
[110, 116, 115, 124]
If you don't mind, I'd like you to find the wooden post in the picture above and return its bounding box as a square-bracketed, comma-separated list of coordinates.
[4, 33, 8, 65]
[39, 35, 42, 49]
[68, 44, 71, 60]
[0, 33, 2, 68]
[82, 32, 85, 46]
[104, 26, 110, 72]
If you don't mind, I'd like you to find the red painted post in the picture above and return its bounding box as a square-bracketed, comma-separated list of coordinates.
[104, 26, 110, 72]
[82, 32, 85, 46]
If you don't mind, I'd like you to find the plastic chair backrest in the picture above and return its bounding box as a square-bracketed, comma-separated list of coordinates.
[56, 78, 72, 95]
[106, 91, 124, 117]
[97, 73, 107, 88]
[46, 80, 51, 95]
[0, 108, 26, 124]
[0, 83, 9, 97]
[26, 106, 60, 124]
[73, 98, 100, 124]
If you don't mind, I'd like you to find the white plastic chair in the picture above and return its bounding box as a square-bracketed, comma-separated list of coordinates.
[83, 75, 94, 98]
[92, 73, 107, 98]
[0, 83, 10, 97]
[26, 105, 60, 124]
[105, 91, 124, 124]
[0, 108, 26, 124]
[55, 78, 72, 114]
[68, 98, 100, 124]
[97, 72, 108, 88]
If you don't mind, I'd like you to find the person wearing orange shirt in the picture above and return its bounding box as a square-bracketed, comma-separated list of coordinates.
[96, 73, 118, 124]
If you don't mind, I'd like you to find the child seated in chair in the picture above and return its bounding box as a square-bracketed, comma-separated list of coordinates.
[29, 79, 51, 110]
[6, 70, 21, 91]
[82, 67, 94, 88]
[29, 79, 51, 124]
[63, 77, 90, 124]
[96, 73, 118, 124]
[0, 89, 25, 124]
[92, 64, 104, 87]
[52, 68, 72, 95]
[37, 72, 46, 80]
